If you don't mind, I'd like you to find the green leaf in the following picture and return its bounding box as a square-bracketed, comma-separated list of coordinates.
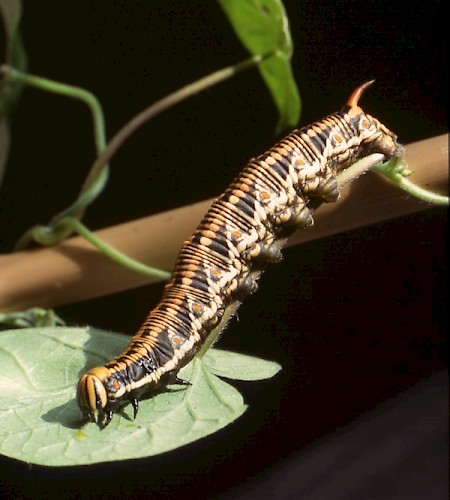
[218, 0, 292, 57]
[218, 0, 301, 131]
[0, 327, 280, 466]
[258, 53, 300, 133]
[204, 348, 281, 380]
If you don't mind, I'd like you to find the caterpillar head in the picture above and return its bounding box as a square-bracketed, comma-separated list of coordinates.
[77, 366, 113, 428]
[345, 80, 404, 159]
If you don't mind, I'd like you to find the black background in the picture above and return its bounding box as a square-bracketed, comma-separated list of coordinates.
[0, 1, 447, 498]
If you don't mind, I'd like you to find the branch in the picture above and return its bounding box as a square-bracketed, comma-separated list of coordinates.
[0, 134, 447, 312]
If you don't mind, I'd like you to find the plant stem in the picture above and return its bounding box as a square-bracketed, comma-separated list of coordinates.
[336, 153, 386, 187]
[83, 54, 267, 196]
[1, 65, 110, 247]
[1, 65, 106, 158]
[197, 302, 242, 359]
[9, 54, 268, 250]
[1, 134, 446, 313]
[374, 162, 449, 205]
[61, 217, 172, 280]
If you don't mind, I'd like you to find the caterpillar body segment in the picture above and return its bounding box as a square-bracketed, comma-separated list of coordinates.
[77, 82, 403, 428]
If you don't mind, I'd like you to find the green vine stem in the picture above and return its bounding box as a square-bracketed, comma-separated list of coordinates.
[0, 64, 110, 248]
[80, 54, 267, 202]
[0, 66, 106, 159]
[1, 64, 108, 206]
[53, 217, 172, 281]
[374, 159, 449, 205]
[7, 54, 269, 250]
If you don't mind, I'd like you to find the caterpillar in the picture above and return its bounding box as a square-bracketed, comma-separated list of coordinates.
[77, 81, 404, 428]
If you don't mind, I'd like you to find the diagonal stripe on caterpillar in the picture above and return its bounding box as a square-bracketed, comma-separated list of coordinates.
[77, 81, 404, 428]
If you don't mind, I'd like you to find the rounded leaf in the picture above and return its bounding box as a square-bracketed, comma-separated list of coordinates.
[0, 327, 279, 465]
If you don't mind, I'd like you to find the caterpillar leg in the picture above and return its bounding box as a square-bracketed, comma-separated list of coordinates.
[255, 242, 283, 264]
[234, 274, 258, 301]
[269, 197, 314, 228]
[303, 175, 339, 202]
[131, 398, 139, 419]
[239, 240, 283, 265]
[174, 376, 192, 386]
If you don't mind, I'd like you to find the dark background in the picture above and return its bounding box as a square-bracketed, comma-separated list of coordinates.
[1, 1, 447, 498]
